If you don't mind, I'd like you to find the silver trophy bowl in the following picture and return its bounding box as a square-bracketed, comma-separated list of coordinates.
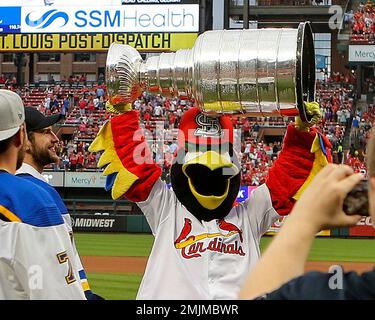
[106, 22, 315, 122]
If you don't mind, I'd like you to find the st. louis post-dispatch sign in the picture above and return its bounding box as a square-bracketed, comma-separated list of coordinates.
[0, 32, 198, 51]
[349, 45, 375, 62]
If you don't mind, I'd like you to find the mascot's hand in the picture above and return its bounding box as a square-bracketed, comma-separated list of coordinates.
[295, 101, 321, 132]
[105, 95, 133, 114]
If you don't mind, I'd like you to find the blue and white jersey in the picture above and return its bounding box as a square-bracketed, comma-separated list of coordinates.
[0, 171, 85, 300]
[16, 164, 93, 298]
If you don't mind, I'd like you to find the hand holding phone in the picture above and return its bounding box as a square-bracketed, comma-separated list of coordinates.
[343, 180, 369, 216]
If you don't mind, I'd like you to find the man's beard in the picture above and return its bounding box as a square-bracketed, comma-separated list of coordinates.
[31, 145, 59, 167]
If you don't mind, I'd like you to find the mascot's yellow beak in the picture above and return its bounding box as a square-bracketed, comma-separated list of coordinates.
[182, 150, 239, 210]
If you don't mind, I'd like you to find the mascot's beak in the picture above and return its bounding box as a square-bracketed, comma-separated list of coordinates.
[182, 150, 239, 210]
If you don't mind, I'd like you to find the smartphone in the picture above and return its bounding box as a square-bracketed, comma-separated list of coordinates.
[343, 180, 369, 216]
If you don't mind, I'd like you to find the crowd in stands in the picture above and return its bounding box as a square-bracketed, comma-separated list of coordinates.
[315, 78, 354, 151]
[351, 1, 375, 44]
[0, 74, 17, 87]
[1, 72, 370, 185]
[345, 104, 375, 174]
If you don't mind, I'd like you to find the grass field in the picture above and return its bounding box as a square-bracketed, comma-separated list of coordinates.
[74, 233, 375, 299]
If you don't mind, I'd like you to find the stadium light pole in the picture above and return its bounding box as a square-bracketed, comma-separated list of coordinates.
[243, 0, 249, 29]
[14, 53, 25, 87]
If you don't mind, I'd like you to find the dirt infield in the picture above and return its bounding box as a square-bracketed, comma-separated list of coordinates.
[82, 256, 374, 274]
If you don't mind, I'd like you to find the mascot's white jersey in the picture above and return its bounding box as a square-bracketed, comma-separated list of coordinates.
[0, 220, 86, 300]
[136, 179, 279, 300]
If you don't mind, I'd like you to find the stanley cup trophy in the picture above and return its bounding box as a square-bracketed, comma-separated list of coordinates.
[106, 22, 315, 122]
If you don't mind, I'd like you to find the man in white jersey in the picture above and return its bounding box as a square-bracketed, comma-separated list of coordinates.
[16, 107, 102, 300]
[0, 89, 85, 300]
[90, 101, 329, 299]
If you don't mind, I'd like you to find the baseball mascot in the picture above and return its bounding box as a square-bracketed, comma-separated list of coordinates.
[89, 91, 332, 299]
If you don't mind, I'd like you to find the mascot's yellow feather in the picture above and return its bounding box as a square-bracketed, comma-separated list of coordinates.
[89, 121, 138, 200]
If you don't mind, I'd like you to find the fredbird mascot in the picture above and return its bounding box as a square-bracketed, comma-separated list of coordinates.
[89, 97, 331, 299]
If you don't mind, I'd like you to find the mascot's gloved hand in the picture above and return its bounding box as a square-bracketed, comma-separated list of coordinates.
[295, 101, 321, 132]
[105, 98, 133, 114]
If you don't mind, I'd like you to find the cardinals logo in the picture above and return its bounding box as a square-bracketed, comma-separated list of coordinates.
[194, 114, 224, 138]
[217, 219, 243, 242]
[174, 218, 245, 259]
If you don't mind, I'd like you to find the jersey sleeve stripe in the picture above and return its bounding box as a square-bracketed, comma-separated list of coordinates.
[0, 205, 22, 222]
[79, 270, 87, 280]
[81, 280, 90, 291]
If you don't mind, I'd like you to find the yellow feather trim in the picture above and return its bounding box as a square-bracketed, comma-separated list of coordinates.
[88, 120, 139, 199]
[88, 121, 114, 153]
[293, 135, 328, 201]
[97, 149, 118, 168]
[112, 169, 138, 200]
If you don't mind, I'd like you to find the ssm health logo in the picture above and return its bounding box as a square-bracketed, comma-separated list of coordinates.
[25, 9, 69, 29]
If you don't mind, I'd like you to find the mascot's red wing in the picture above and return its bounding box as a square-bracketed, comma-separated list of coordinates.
[89, 111, 161, 201]
[266, 124, 332, 215]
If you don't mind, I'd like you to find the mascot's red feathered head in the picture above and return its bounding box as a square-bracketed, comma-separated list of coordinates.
[171, 107, 241, 221]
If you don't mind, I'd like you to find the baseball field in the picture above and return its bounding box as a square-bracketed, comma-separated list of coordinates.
[74, 233, 375, 300]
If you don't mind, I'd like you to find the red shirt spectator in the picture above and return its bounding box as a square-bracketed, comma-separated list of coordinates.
[144, 111, 151, 122]
[87, 100, 95, 113]
[77, 152, 85, 166]
[79, 99, 87, 110]
[79, 122, 87, 133]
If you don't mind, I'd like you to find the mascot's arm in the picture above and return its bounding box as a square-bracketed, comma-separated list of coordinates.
[265, 102, 332, 215]
[89, 110, 161, 201]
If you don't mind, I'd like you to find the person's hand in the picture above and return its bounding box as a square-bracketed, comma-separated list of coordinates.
[295, 101, 321, 131]
[289, 164, 363, 232]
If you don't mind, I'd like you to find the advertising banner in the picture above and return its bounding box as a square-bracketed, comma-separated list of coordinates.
[71, 214, 127, 232]
[65, 172, 106, 188]
[20, 5, 199, 33]
[0, 7, 21, 33]
[0, 32, 198, 51]
[349, 216, 375, 237]
[42, 171, 64, 187]
[315, 54, 326, 69]
[266, 216, 331, 237]
[349, 45, 375, 62]
[236, 186, 249, 203]
[4, 0, 196, 6]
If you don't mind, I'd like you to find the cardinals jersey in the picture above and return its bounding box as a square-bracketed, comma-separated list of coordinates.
[136, 179, 279, 300]
[0, 171, 85, 300]
[16, 164, 92, 297]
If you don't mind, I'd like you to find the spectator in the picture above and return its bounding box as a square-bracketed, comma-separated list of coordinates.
[69, 152, 78, 171]
[240, 163, 366, 300]
[0, 89, 85, 300]
[79, 98, 87, 116]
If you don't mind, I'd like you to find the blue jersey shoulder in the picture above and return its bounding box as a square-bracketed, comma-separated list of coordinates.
[0, 172, 63, 227]
[17, 173, 68, 215]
